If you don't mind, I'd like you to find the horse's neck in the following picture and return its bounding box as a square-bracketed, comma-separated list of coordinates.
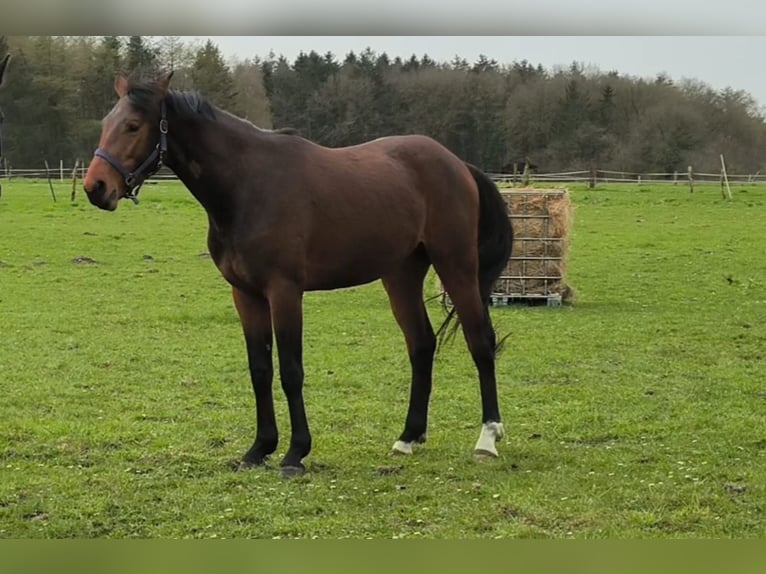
[166, 113, 221, 180]
[165, 112, 244, 222]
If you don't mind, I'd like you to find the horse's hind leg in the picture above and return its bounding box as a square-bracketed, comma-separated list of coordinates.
[433, 264, 504, 458]
[382, 248, 436, 456]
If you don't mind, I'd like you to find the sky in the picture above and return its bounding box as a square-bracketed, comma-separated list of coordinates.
[191, 36, 766, 109]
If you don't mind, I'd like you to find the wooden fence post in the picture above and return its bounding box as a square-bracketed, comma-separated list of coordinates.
[521, 162, 530, 187]
[71, 159, 80, 202]
[688, 165, 694, 193]
[720, 154, 733, 200]
[44, 160, 57, 202]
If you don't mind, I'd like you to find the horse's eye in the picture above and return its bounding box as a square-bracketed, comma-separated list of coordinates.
[127, 123, 140, 133]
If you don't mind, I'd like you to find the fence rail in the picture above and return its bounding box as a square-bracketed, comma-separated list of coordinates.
[0, 165, 177, 181]
[2, 163, 765, 187]
[489, 168, 766, 186]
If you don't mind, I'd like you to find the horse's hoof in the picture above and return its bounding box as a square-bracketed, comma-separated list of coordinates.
[279, 464, 305, 479]
[232, 454, 269, 471]
[473, 422, 504, 458]
[390, 440, 414, 456]
[233, 459, 260, 471]
[229, 458, 249, 471]
[473, 449, 499, 461]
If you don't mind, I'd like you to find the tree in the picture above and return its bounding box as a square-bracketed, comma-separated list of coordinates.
[0, 37, 74, 164]
[190, 40, 236, 110]
[125, 35, 159, 77]
[82, 36, 123, 117]
[156, 36, 200, 90]
[450, 55, 469, 71]
[1, 36, 766, 175]
[231, 59, 272, 126]
[472, 54, 498, 74]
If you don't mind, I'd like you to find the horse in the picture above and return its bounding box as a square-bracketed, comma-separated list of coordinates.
[83, 71, 513, 478]
[0, 54, 10, 198]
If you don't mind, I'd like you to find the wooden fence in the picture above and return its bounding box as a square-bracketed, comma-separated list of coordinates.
[487, 167, 766, 188]
[2, 160, 764, 190]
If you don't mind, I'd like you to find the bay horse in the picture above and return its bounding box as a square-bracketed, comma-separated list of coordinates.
[83, 71, 513, 478]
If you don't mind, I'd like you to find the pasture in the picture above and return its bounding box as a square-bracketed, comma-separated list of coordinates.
[1, 180, 764, 538]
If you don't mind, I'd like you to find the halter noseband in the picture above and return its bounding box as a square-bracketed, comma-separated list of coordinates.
[93, 100, 168, 205]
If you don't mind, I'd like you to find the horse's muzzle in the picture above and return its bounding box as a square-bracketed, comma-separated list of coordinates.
[85, 180, 118, 211]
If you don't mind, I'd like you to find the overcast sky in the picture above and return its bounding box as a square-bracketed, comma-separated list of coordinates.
[189, 36, 766, 109]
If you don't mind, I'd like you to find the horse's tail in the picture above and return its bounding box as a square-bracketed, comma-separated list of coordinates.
[436, 163, 513, 355]
[470, 163, 513, 304]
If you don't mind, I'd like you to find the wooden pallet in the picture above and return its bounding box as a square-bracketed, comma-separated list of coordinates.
[441, 291, 563, 308]
[489, 292, 563, 307]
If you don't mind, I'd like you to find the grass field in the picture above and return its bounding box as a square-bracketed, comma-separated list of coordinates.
[1, 179, 764, 538]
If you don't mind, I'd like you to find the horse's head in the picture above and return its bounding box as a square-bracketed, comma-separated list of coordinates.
[83, 71, 174, 211]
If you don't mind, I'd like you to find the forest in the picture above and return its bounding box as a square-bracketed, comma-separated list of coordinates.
[1, 35, 765, 175]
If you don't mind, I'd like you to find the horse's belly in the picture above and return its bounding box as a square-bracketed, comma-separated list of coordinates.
[304, 191, 425, 291]
[304, 238, 415, 291]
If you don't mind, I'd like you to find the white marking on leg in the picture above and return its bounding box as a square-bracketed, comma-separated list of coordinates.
[391, 440, 414, 455]
[474, 422, 505, 457]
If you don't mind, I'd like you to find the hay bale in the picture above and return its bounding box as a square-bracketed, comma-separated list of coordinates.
[435, 187, 574, 305]
[495, 188, 574, 302]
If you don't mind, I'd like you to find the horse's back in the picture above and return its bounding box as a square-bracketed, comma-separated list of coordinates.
[298, 133, 478, 233]
[302, 134, 477, 205]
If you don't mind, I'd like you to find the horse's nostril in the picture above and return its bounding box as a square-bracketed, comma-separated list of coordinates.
[85, 180, 104, 194]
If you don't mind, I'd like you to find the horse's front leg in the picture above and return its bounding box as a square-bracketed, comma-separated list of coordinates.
[267, 279, 312, 478]
[232, 287, 278, 468]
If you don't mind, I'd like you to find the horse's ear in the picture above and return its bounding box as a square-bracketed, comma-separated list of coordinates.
[157, 70, 174, 97]
[114, 72, 129, 98]
[0, 54, 10, 89]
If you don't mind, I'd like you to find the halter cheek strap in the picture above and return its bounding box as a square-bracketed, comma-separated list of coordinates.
[93, 101, 168, 204]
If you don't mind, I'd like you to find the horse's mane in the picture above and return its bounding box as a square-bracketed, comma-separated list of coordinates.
[127, 78, 217, 122]
[127, 78, 300, 136]
[166, 90, 217, 121]
[271, 127, 301, 136]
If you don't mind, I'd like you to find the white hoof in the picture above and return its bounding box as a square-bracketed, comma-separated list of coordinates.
[391, 440, 414, 455]
[473, 422, 505, 458]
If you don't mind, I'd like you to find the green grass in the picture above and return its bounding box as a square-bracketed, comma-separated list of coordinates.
[1, 179, 765, 538]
